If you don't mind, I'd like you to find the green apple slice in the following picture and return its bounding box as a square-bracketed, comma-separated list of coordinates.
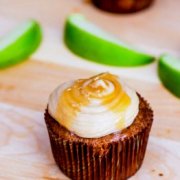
[0, 19, 42, 68]
[64, 14, 154, 67]
[158, 54, 180, 98]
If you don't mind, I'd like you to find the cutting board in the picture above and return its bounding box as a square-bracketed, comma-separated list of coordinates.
[0, 60, 180, 180]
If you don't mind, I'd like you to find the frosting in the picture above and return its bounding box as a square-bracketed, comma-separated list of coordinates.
[48, 73, 139, 138]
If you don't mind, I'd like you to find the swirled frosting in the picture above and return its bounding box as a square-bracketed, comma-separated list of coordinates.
[48, 73, 139, 138]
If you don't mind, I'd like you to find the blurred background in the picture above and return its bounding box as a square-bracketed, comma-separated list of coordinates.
[0, 0, 180, 82]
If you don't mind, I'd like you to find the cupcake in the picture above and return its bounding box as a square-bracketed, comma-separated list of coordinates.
[45, 72, 153, 180]
[91, 0, 154, 13]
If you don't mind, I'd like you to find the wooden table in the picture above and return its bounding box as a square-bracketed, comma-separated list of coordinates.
[0, 0, 180, 179]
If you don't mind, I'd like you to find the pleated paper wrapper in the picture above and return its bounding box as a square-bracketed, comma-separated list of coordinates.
[45, 96, 153, 180]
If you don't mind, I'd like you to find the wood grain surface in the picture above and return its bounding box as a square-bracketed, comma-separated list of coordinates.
[0, 0, 180, 179]
[0, 60, 180, 179]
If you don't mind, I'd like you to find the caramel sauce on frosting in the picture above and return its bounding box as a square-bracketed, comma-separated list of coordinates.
[48, 73, 139, 138]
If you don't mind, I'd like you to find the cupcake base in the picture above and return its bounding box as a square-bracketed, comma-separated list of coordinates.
[92, 0, 154, 13]
[45, 94, 153, 180]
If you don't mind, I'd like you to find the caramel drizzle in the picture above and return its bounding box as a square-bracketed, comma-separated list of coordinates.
[55, 73, 131, 130]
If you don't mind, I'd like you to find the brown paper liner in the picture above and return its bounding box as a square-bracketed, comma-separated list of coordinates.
[45, 95, 153, 180]
[91, 0, 154, 13]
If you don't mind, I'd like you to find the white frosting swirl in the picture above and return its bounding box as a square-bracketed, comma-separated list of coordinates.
[48, 73, 139, 138]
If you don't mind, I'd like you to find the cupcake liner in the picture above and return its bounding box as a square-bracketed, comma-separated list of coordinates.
[46, 124, 152, 180]
[45, 95, 153, 180]
[92, 0, 154, 13]
[45, 114, 153, 179]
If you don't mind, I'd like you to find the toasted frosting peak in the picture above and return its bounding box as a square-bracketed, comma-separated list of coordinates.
[48, 73, 139, 138]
